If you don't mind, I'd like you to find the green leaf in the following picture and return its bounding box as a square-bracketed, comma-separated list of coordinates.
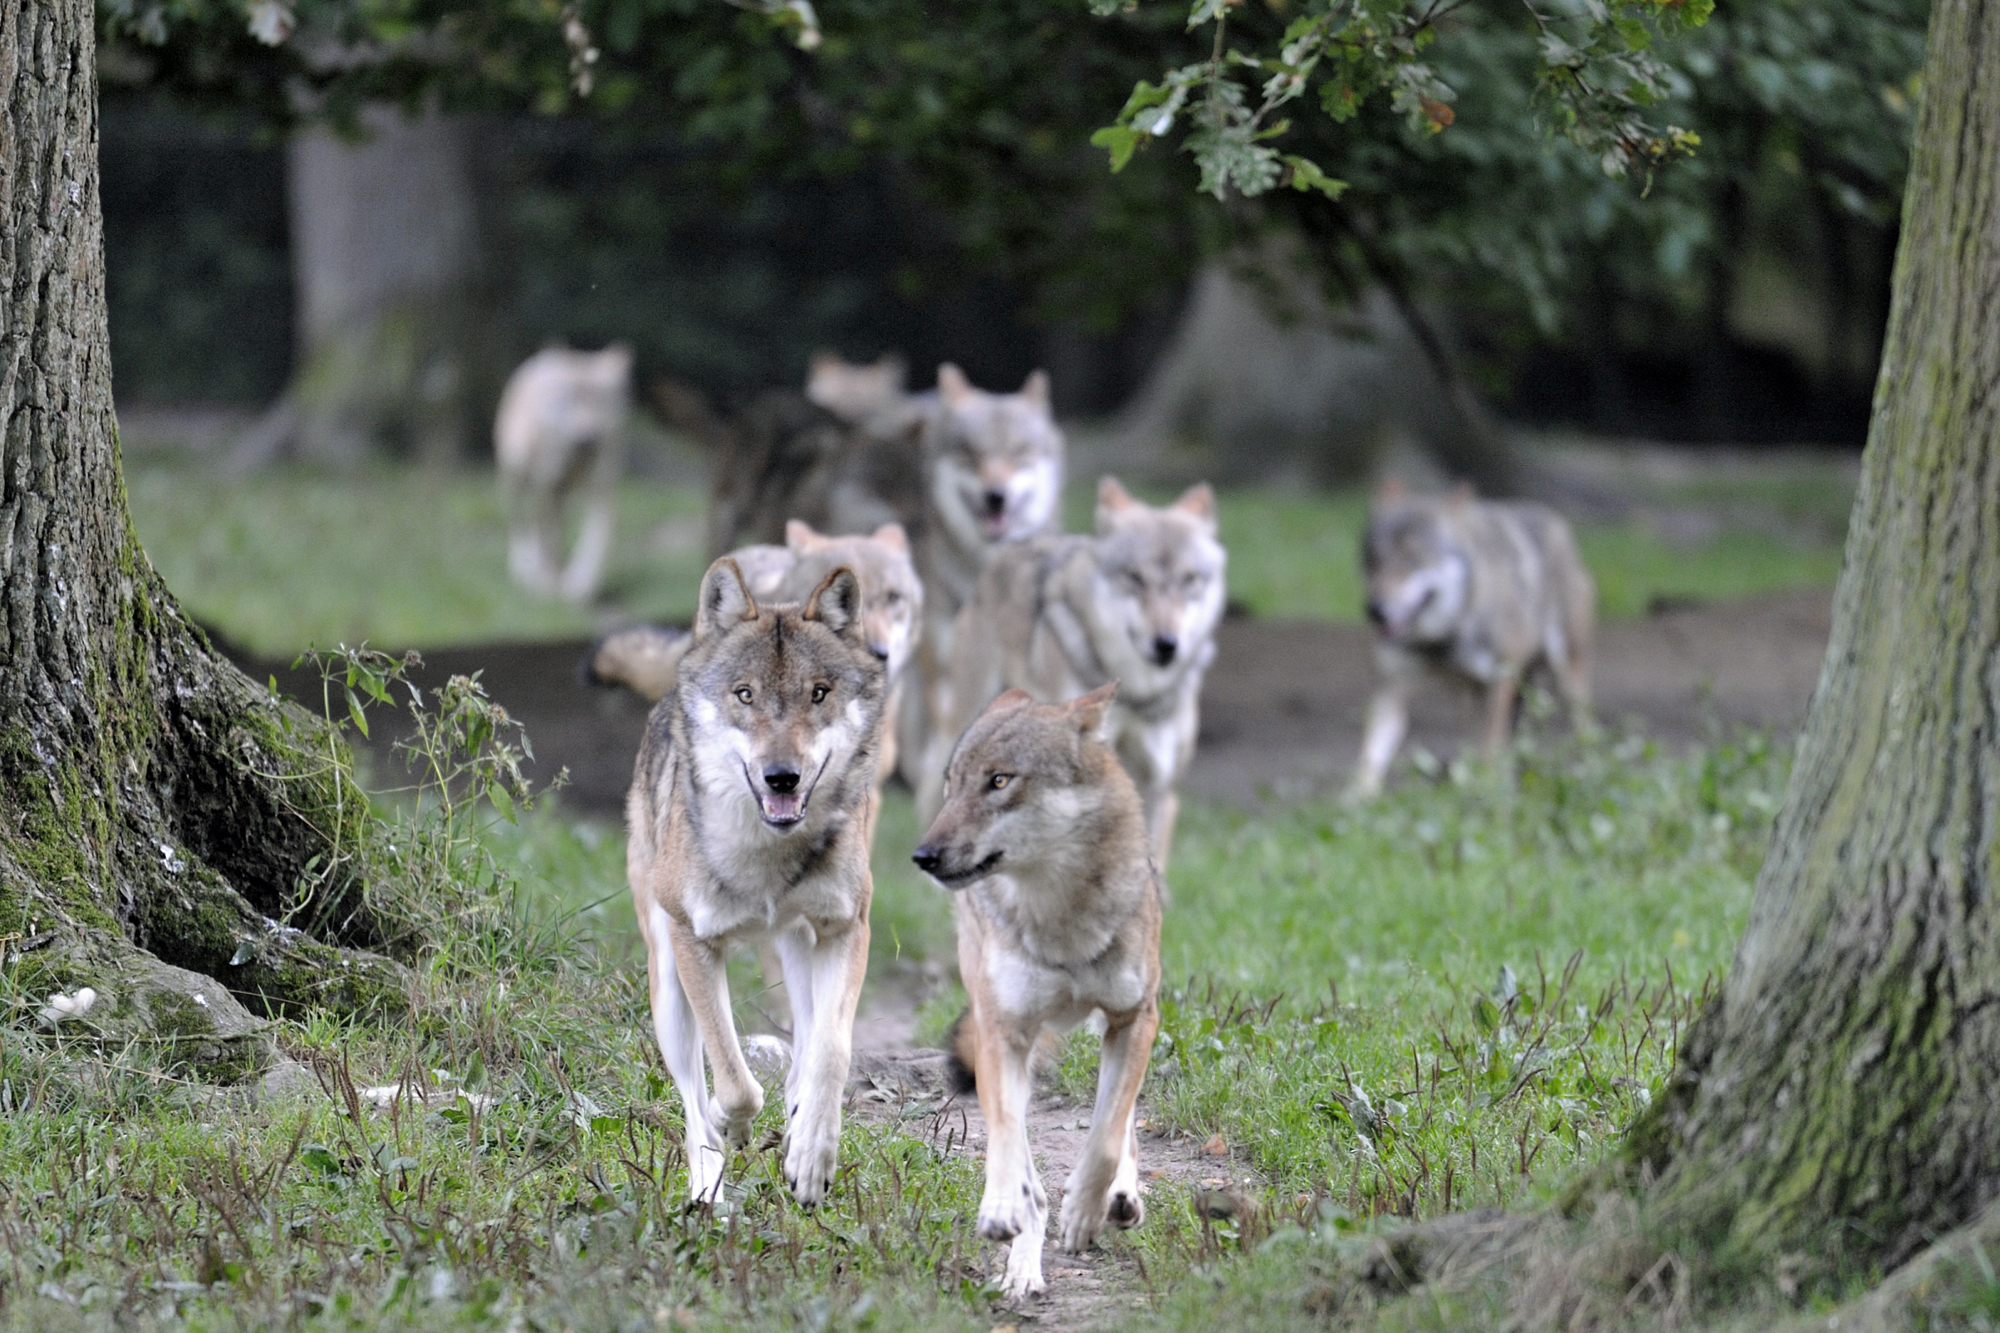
[1281, 155, 1347, 199]
[1091, 124, 1144, 172]
[487, 779, 516, 824]
[344, 686, 369, 738]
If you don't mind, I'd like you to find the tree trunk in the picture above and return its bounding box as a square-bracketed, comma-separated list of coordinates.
[1, 0, 406, 1079]
[232, 106, 490, 468]
[1630, 0, 2000, 1289]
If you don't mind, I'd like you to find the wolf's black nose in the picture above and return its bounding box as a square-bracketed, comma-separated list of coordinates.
[911, 845, 942, 874]
[1365, 599, 1387, 628]
[763, 765, 800, 794]
[1151, 634, 1178, 665]
[982, 489, 1007, 517]
[870, 642, 890, 662]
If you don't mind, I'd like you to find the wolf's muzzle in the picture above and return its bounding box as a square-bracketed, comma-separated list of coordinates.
[1151, 634, 1178, 666]
[911, 845, 1003, 889]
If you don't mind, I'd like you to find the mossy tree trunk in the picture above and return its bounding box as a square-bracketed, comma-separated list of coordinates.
[1, 0, 406, 1078]
[1632, 0, 2000, 1288]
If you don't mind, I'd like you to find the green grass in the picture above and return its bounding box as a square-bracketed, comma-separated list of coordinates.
[127, 459, 1849, 657]
[0, 684, 1783, 1330]
[125, 461, 711, 656]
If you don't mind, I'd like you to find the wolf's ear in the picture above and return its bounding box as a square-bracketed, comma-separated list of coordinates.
[1019, 370, 1052, 413]
[785, 519, 826, 551]
[937, 363, 973, 402]
[1095, 476, 1137, 534]
[981, 687, 1037, 719]
[1376, 475, 1406, 501]
[875, 351, 908, 383]
[1068, 681, 1119, 738]
[804, 566, 864, 641]
[695, 558, 758, 641]
[1174, 482, 1217, 528]
[871, 522, 910, 553]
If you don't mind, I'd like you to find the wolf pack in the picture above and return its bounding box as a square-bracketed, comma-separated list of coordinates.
[497, 347, 1595, 1301]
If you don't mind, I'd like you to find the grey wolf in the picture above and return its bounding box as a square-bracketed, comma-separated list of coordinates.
[626, 557, 886, 1203]
[1350, 481, 1594, 798]
[495, 344, 633, 602]
[918, 478, 1224, 869]
[587, 520, 921, 779]
[912, 684, 1162, 1300]
[903, 363, 1066, 785]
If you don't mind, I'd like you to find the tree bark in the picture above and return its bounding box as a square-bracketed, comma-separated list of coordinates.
[1, 0, 405, 1078]
[1631, 0, 2000, 1287]
[232, 106, 491, 468]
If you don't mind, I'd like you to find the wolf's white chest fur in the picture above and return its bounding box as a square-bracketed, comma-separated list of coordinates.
[971, 870, 1150, 1023]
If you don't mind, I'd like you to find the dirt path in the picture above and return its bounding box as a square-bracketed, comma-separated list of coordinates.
[842, 984, 1246, 1331]
[244, 587, 1833, 818]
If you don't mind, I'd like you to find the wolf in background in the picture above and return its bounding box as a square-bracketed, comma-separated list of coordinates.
[805, 351, 936, 437]
[913, 684, 1163, 1300]
[902, 363, 1067, 786]
[918, 478, 1224, 869]
[495, 344, 633, 602]
[626, 558, 885, 1204]
[1350, 481, 1595, 798]
[587, 520, 921, 780]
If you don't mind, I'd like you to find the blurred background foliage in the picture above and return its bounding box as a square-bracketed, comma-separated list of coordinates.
[99, 0, 1928, 452]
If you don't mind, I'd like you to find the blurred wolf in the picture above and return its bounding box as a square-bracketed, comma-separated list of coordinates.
[805, 351, 935, 436]
[902, 363, 1067, 785]
[1350, 481, 1595, 798]
[589, 520, 923, 779]
[912, 684, 1162, 1299]
[495, 344, 633, 602]
[626, 558, 886, 1204]
[919, 479, 1223, 869]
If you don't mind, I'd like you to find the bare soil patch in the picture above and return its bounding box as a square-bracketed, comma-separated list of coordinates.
[243, 586, 1832, 817]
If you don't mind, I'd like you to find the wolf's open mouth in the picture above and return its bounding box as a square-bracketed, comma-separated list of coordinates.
[980, 511, 1009, 539]
[934, 849, 1004, 888]
[743, 759, 827, 829]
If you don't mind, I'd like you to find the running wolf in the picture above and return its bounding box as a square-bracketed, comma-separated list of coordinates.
[903, 363, 1066, 784]
[496, 344, 633, 602]
[587, 520, 921, 778]
[1350, 481, 1595, 798]
[913, 684, 1163, 1300]
[919, 478, 1224, 869]
[626, 558, 886, 1204]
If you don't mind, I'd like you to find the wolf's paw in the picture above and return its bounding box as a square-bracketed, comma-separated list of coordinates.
[714, 1086, 764, 1149]
[999, 1242, 1047, 1302]
[1108, 1185, 1145, 1229]
[978, 1181, 1039, 1243]
[782, 1113, 841, 1206]
[1058, 1190, 1107, 1253]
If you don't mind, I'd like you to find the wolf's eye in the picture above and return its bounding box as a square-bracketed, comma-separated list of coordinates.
[988, 773, 1012, 790]
[1122, 571, 1145, 592]
[811, 683, 830, 704]
[734, 686, 753, 705]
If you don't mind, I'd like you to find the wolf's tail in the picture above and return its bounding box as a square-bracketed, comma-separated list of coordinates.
[943, 1008, 979, 1096]
[940, 1007, 1062, 1097]
[581, 624, 689, 703]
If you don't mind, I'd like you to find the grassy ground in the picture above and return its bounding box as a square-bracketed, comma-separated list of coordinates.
[124, 456, 1851, 655]
[0, 664, 1784, 1330]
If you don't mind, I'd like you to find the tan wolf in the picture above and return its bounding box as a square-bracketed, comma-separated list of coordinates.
[495, 344, 633, 602]
[902, 363, 1066, 785]
[1350, 481, 1595, 798]
[913, 684, 1162, 1300]
[588, 520, 922, 779]
[805, 351, 935, 436]
[626, 557, 886, 1204]
[918, 478, 1224, 869]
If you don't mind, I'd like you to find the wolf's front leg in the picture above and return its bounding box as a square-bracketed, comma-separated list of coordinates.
[777, 918, 869, 1205]
[667, 923, 764, 1151]
[641, 906, 729, 1200]
[559, 488, 614, 603]
[1350, 687, 1409, 801]
[1060, 1004, 1158, 1252]
[974, 1021, 1047, 1296]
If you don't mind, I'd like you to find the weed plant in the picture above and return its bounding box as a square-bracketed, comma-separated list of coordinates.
[0, 691, 1786, 1330]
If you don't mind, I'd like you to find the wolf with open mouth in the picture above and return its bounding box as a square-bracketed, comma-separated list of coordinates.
[625, 556, 887, 1205]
